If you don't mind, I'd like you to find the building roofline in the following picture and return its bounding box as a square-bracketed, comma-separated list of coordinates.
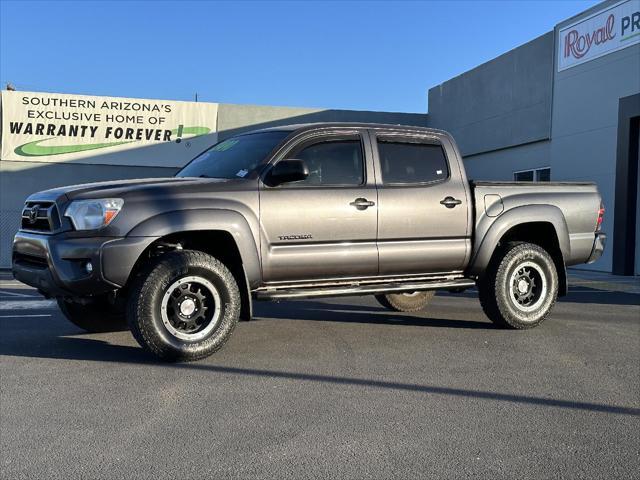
[428, 31, 553, 92]
[556, 0, 614, 29]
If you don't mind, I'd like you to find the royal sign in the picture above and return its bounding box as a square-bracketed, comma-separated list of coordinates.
[558, 0, 640, 71]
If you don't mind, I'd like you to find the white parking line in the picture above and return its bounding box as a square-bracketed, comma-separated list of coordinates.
[0, 290, 37, 298]
[0, 314, 52, 318]
[0, 300, 57, 310]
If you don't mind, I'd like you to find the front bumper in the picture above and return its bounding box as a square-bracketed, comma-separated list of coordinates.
[586, 232, 606, 264]
[12, 231, 155, 298]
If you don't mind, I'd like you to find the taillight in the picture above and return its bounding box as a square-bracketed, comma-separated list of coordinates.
[596, 203, 605, 231]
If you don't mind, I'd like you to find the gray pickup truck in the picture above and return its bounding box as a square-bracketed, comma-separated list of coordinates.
[12, 123, 606, 361]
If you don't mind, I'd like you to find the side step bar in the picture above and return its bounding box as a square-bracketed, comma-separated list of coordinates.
[254, 278, 476, 300]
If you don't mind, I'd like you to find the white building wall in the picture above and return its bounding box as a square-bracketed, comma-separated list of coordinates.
[429, 0, 640, 274]
[551, 0, 640, 272]
[463, 141, 551, 182]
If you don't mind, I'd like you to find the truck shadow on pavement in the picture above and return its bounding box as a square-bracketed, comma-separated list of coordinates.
[1, 331, 639, 418]
[415, 288, 640, 306]
[252, 300, 496, 329]
[562, 287, 640, 306]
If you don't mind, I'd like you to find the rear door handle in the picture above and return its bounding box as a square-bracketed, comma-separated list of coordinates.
[440, 196, 462, 208]
[350, 198, 375, 210]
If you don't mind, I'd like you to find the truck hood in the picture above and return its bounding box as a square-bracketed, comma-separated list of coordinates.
[26, 177, 247, 204]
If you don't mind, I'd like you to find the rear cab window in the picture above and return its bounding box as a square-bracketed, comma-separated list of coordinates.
[376, 136, 450, 185]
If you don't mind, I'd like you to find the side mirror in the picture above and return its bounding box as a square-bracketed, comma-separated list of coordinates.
[267, 159, 309, 186]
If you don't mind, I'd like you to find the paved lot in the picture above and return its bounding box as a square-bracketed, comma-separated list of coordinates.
[1, 273, 639, 479]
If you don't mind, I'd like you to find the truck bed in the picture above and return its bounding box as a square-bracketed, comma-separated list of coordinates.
[470, 180, 602, 266]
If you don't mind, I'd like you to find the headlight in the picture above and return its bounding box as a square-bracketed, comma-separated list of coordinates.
[64, 198, 124, 230]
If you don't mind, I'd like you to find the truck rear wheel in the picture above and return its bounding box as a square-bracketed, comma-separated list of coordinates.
[127, 250, 240, 362]
[478, 242, 558, 329]
[375, 291, 436, 312]
[57, 297, 128, 333]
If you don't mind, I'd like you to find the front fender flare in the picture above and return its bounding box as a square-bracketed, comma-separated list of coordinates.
[127, 209, 262, 288]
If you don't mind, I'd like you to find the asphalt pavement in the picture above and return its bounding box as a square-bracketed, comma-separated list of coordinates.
[1, 272, 639, 479]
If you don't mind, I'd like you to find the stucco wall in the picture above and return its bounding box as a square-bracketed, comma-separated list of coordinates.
[427, 32, 554, 157]
[462, 141, 551, 182]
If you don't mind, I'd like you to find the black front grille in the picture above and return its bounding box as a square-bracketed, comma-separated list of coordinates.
[21, 201, 61, 233]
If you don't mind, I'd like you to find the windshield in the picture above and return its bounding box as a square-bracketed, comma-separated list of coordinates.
[177, 131, 291, 179]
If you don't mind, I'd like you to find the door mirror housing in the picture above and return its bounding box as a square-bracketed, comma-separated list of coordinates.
[267, 159, 309, 186]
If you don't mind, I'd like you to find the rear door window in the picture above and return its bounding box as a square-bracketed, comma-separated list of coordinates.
[377, 139, 449, 185]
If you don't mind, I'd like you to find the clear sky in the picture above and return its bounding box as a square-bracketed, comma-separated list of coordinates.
[1, 0, 600, 113]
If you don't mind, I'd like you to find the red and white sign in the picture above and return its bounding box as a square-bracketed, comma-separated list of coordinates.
[558, 0, 640, 71]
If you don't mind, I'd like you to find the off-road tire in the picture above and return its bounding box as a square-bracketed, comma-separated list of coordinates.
[57, 297, 128, 333]
[478, 242, 558, 329]
[375, 291, 436, 312]
[127, 250, 240, 362]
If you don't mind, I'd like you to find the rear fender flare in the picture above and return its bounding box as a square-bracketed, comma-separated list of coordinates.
[468, 204, 570, 276]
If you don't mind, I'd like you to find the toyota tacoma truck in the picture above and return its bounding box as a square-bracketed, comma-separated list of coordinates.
[12, 123, 606, 361]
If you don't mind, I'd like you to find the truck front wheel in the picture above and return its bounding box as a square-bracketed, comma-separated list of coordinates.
[57, 297, 128, 333]
[127, 250, 240, 362]
[478, 242, 558, 329]
[375, 291, 436, 312]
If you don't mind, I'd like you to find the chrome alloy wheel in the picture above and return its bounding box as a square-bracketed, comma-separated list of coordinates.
[508, 261, 547, 313]
[160, 276, 222, 341]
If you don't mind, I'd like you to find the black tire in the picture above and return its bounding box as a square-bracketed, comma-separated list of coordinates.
[374, 291, 436, 312]
[127, 250, 240, 362]
[478, 242, 558, 329]
[57, 297, 128, 333]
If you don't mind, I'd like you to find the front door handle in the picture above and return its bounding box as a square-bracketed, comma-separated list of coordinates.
[350, 198, 375, 210]
[440, 196, 462, 209]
